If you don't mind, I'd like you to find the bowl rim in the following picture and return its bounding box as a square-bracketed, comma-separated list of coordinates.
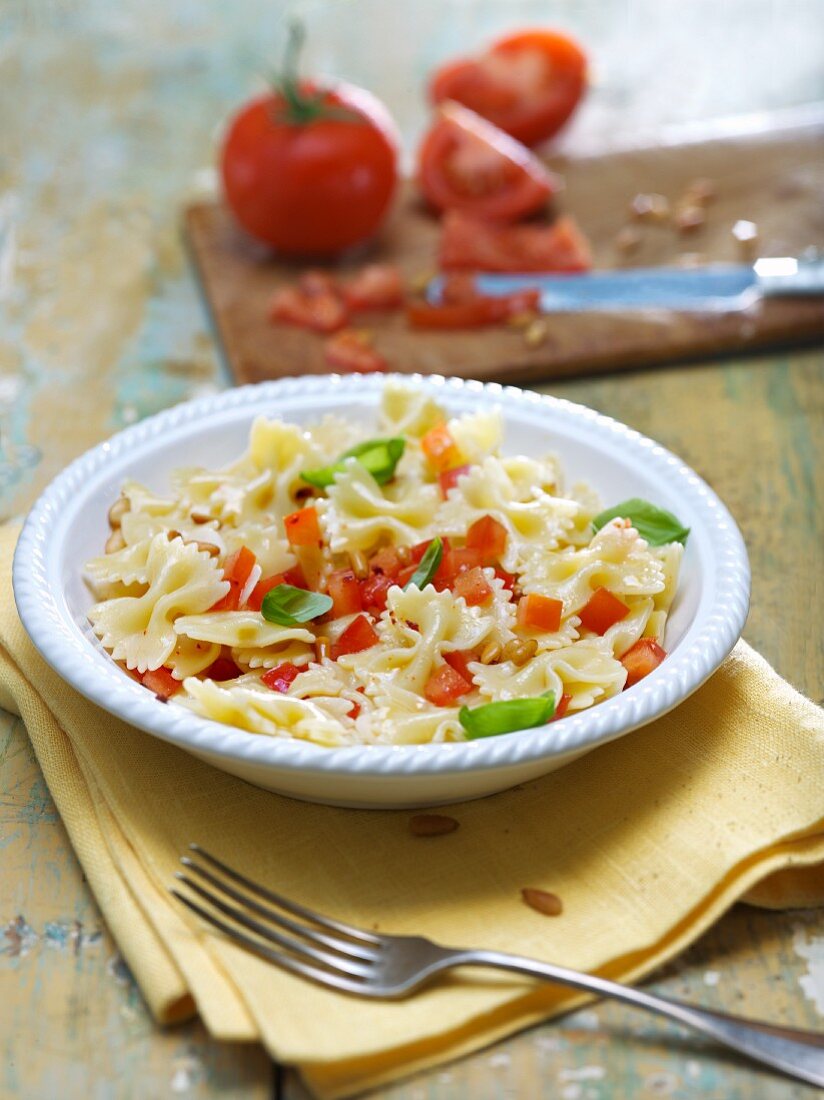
[12, 372, 750, 778]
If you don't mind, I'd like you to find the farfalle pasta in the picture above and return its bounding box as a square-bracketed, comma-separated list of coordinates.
[85, 382, 687, 746]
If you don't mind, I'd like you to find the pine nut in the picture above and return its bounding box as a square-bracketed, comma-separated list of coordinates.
[501, 638, 538, 666]
[674, 203, 705, 233]
[396, 545, 411, 565]
[190, 511, 213, 525]
[107, 496, 130, 528]
[521, 887, 563, 916]
[409, 814, 459, 837]
[629, 193, 669, 222]
[194, 541, 220, 557]
[349, 549, 369, 580]
[314, 636, 330, 662]
[480, 641, 502, 664]
[523, 319, 549, 348]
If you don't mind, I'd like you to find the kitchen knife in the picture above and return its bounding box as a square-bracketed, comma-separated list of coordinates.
[427, 257, 824, 312]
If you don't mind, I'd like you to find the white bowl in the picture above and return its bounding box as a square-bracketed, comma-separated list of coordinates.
[13, 375, 749, 808]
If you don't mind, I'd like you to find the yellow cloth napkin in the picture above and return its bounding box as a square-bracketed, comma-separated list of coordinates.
[4, 522, 824, 1099]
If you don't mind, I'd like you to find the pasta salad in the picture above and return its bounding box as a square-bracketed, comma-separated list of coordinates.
[85, 382, 688, 747]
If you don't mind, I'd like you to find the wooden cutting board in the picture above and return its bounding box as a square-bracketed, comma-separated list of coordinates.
[185, 114, 824, 385]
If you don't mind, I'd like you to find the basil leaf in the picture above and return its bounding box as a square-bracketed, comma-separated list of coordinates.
[302, 437, 406, 489]
[261, 584, 332, 626]
[592, 498, 690, 547]
[459, 691, 556, 740]
[404, 537, 443, 591]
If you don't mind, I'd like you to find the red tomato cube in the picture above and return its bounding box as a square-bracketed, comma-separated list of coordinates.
[409, 536, 451, 564]
[438, 464, 472, 499]
[424, 663, 473, 706]
[330, 614, 380, 659]
[360, 572, 394, 614]
[620, 639, 667, 687]
[343, 264, 404, 311]
[551, 693, 572, 721]
[578, 587, 630, 635]
[211, 546, 257, 611]
[328, 570, 364, 618]
[516, 593, 563, 632]
[436, 547, 483, 589]
[261, 662, 303, 693]
[443, 650, 475, 682]
[324, 329, 388, 374]
[284, 506, 322, 549]
[204, 657, 242, 682]
[452, 566, 493, 606]
[368, 546, 403, 578]
[466, 514, 508, 561]
[421, 422, 462, 471]
[142, 667, 180, 699]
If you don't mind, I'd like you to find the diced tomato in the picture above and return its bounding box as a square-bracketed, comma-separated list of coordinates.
[417, 101, 557, 221]
[323, 328, 388, 374]
[343, 264, 404, 311]
[452, 565, 494, 606]
[360, 571, 394, 614]
[368, 546, 403, 578]
[438, 464, 472, 499]
[261, 662, 303, 693]
[443, 649, 475, 681]
[211, 546, 258, 611]
[516, 593, 563, 632]
[439, 210, 592, 273]
[429, 29, 588, 148]
[347, 701, 362, 720]
[421, 423, 462, 470]
[409, 536, 451, 564]
[396, 562, 419, 587]
[330, 614, 380, 659]
[142, 667, 180, 700]
[494, 566, 518, 591]
[204, 656, 242, 682]
[284, 506, 322, 549]
[466, 514, 508, 562]
[578, 587, 630, 635]
[300, 270, 337, 296]
[407, 298, 508, 329]
[269, 283, 348, 334]
[621, 639, 667, 688]
[246, 564, 308, 611]
[424, 663, 473, 706]
[328, 569, 364, 618]
[552, 692, 572, 720]
[436, 547, 484, 589]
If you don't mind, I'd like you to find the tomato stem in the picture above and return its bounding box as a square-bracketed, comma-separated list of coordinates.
[272, 20, 362, 126]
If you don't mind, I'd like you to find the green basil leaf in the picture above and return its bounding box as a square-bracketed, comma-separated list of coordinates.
[404, 537, 443, 591]
[261, 584, 332, 626]
[301, 437, 406, 489]
[592, 498, 690, 546]
[459, 691, 556, 740]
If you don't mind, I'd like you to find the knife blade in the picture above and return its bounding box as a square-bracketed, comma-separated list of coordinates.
[427, 257, 824, 313]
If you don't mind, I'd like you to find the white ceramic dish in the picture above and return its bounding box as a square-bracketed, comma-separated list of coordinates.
[13, 374, 749, 808]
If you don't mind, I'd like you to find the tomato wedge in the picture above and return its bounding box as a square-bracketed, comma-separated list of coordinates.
[284, 506, 322, 548]
[343, 264, 404, 311]
[323, 328, 388, 373]
[621, 639, 667, 687]
[424, 663, 473, 706]
[330, 614, 380, 659]
[578, 587, 630, 635]
[211, 546, 257, 611]
[417, 101, 557, 221]
[142, 667, 180, 700]
[429, 29, 588, 148]
[440, 210, 592, 273]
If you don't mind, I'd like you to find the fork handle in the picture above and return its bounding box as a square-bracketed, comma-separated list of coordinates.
[444, 949, 824, 1088]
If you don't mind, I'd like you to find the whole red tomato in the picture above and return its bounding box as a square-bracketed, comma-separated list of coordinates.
[221, 30, 400, 256]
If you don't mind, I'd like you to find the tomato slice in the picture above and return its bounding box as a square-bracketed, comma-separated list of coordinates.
[452, 565, 494, 606]
[578, 587, 630, 635]
[211, 546, 257, 611]
[443, 649, 475, 682]
[323, 328, 388, 373]
[343, 264, 404, 311]
[421, 423, 462, 470]
[261, 662, 303, 693]
[269, 284, 349, 333]
[284, 506, 322, 549]
[516, 592, 563, 632]
[330, 614, 380, 659]
[417, 101, 557, 221]
[204, 656, 243, 682]
[429, 30, 587, 148]
[438, 463, 472, 498]
[424, 663, 473, 706]
[440, 210, 592, 273]
[142, 667, 181, 700]
[466, 514, 508, 562]
[621, 638, 667, 687]
[360, 572, 394, 614]
[327, 569, 364, 618]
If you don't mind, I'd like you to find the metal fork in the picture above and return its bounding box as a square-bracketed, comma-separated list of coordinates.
[172, 845, 824, 1088]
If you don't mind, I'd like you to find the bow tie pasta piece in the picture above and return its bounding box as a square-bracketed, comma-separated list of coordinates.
[446, 408, 503, 465]
[88, 533, 230, 674]
[472, 642, 628, 712]
[378, 379, 447, 438]
[86, 537, 155, 596]
[369, 682, 465, 744]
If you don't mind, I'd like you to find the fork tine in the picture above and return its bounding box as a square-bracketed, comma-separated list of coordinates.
[190, 843, 380, 944]
[176, 873, 376, 980]
[180, 856, 378, 963]
[171, 890, 373, 997]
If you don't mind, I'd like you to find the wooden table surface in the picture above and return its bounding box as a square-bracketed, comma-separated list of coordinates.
[2, 3, 823, 1098]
